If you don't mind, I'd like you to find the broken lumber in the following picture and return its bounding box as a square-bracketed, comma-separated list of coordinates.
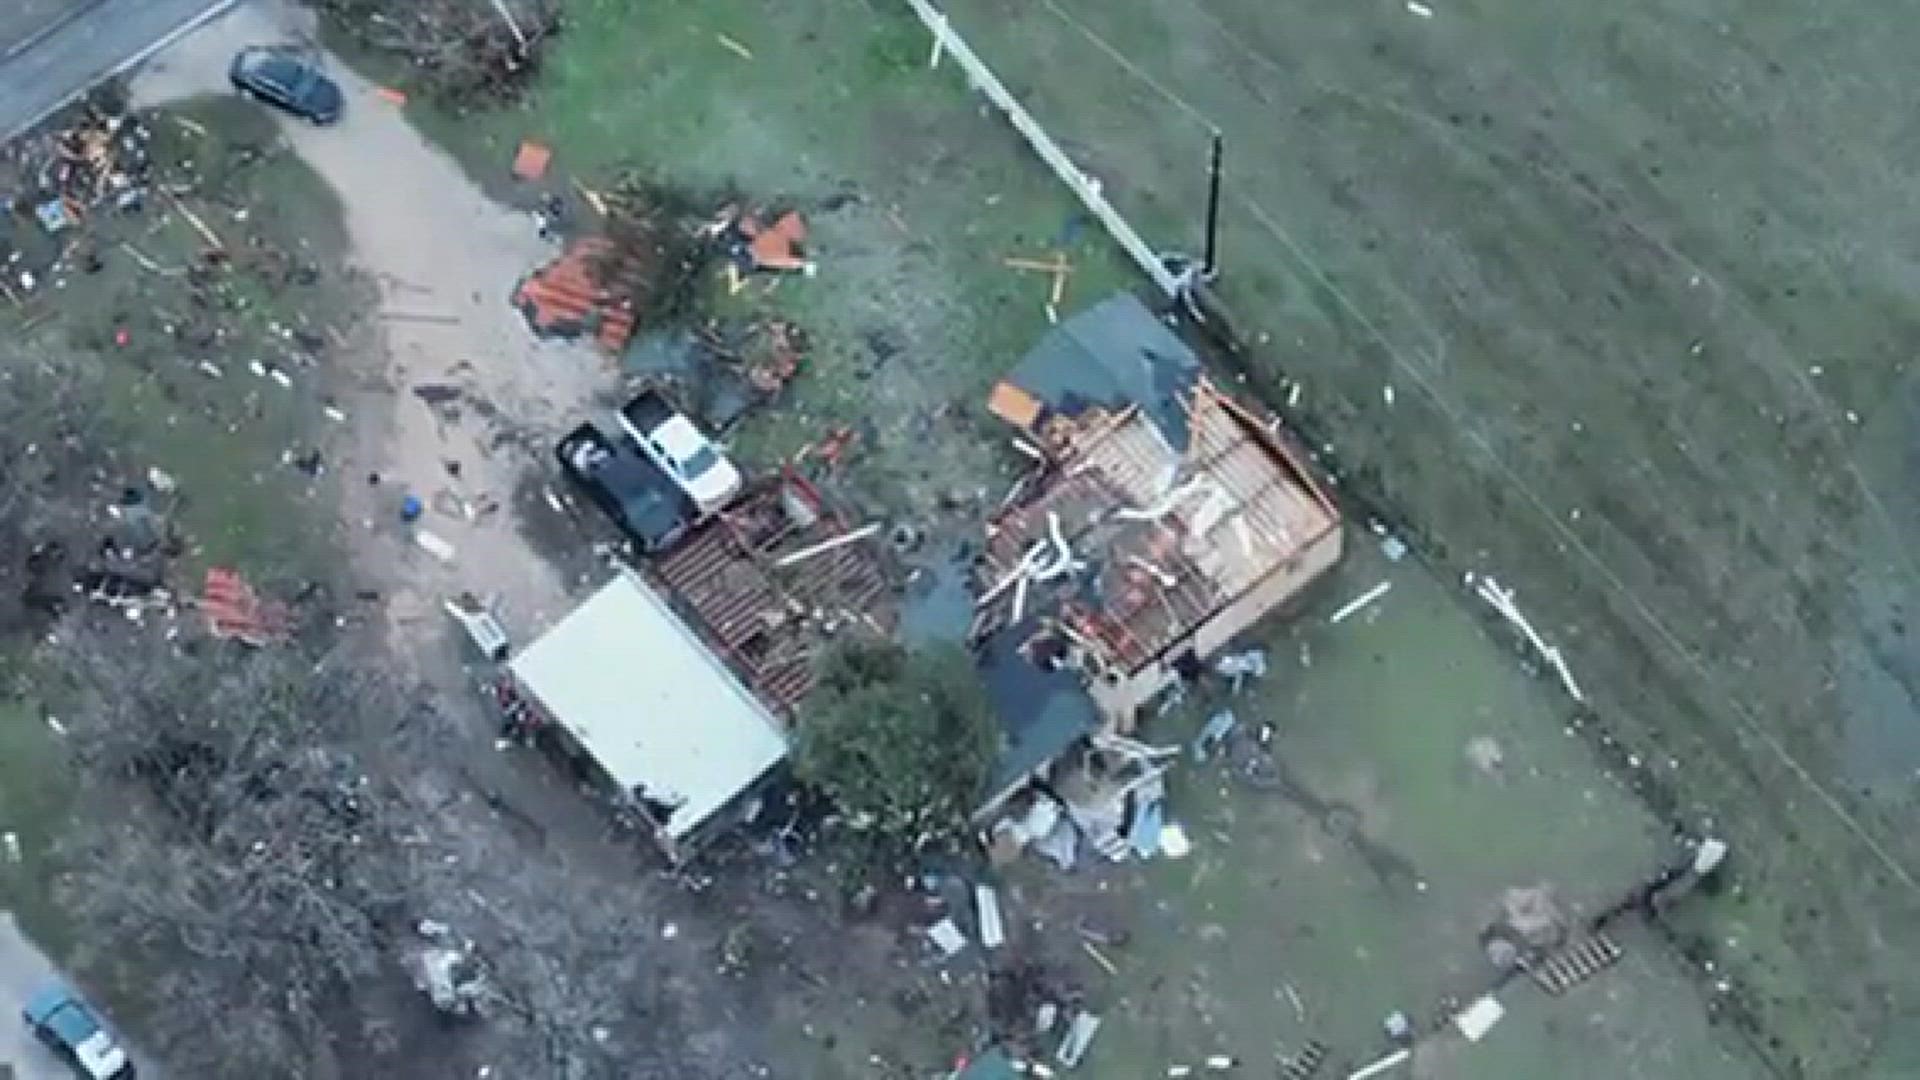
[773, 522, 881, 568]
[161, 190, 223, 251]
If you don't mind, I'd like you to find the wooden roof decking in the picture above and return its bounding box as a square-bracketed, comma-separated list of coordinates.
[975, 382, 1340, 672]
[652, 477, 891, 720]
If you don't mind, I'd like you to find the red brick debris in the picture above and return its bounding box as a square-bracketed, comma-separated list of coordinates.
[200, 567, 290, 646]
[510, 237, 636, 353]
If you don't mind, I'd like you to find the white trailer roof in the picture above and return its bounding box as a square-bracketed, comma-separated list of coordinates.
[508, 568, 787, 840]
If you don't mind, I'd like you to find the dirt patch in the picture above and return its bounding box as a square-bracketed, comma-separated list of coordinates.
[133, 0, 599, 652]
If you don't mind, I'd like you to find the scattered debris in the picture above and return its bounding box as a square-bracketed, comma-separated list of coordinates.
[1055, 1012, 1102, 1069]
[511, 237, 636, 352]
[35, 199, 76, 233]
[1470, 572, 1584, 702]
[975, 884, 1006, 949]
[375, 86, 409, 106]
[408, 934, 490, 1017]
[927, 917, 968, 957]
[1344, 1048, 1410, 1080]
[1079, 939, 1117, 976]
[772, 521, 882, 568]
[1452, 995, 1504, 1042]
[715, 32, 755, 60]
[161, 188, 225, 253]
[1379, 534, 1408, 562]
[319, 0, 559, 105]
[145, 466, 177, 494]
[1328, 580, 1392, 624]
[415, 530, 458, 563]
[1158, 823, 1192, 859]
[1004, 252, 1073, 310]
[1279, 1040, 1328, 1080]
[1, 832, 20, 863]
[201, 567, 290, 646]
[1214, 647, 1267, 689]
[1405, 1, 1434, 16]
[1191, 710, 1238, 761]
[1053, 736, 1173, 862]
[445, 593, 510, 661]
[707, 205, 814, 275]
[1530, 932, 1623, 995]
[511, 139, 552, 181]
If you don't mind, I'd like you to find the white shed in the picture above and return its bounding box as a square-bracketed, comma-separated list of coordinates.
[507, 568, 788, 855]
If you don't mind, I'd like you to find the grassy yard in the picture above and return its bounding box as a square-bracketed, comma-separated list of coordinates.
[309, 3, 1796, 1075]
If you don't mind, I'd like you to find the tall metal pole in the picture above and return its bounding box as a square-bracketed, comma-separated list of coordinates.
[1201, 130, 1223, 280]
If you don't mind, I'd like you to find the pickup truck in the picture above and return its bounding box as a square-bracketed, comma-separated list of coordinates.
[554, 423, 696, 553]
[615, 389, 743, 515]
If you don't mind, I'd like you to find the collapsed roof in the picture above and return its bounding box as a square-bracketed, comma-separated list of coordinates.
[976, 293, 1342, 681]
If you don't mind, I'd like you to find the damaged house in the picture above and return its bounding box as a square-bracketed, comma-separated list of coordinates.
[971, 293, 1343, 818]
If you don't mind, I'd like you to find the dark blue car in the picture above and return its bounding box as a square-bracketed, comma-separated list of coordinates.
[229, 47, 343, 124]
[20, 982, 133, 1079]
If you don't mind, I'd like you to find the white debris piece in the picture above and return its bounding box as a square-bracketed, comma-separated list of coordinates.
[1158, 823, 1192, 859]
[1406, 0, 1433, 16]
[926, 917, 968, 957]
[146, 466, 177, 493]
[415, 530, 457, 562]
[1214, 648, 1268, 684]
[1329, 580, 1393, 624]
[1694, 837, 1730, 876]
[2, 832, 20, 863]
[1453, 995, 1505, 1042]
[1473, 574, 1584, 702]
[976, 884, 1006, 949]
[1055, 1011, 1102, 1069]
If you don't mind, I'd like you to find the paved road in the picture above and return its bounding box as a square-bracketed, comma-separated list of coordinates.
[0, 0, 233, 140]
[0, 0, 93, 58]
[0, 912, 67, 1080]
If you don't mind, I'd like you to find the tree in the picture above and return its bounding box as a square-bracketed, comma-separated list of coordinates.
[314, 0, 561, 107]
[793, 640, 999, 854]
[46, 626, 428, 1078]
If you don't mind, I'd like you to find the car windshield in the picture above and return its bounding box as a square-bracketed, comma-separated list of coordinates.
[259, 56, 314, 93]
[680, 444, 720, 478]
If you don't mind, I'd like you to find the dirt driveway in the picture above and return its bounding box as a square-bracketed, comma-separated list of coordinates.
[130, 0, 604, 650]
